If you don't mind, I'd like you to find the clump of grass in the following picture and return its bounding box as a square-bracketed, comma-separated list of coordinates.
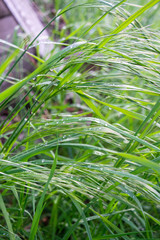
[0, 0, 160, 239]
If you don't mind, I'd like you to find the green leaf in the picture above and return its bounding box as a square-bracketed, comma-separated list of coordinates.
[0, 194, 15, 240]
[99, 0, 160, 48]
[29, 147, 58, 240]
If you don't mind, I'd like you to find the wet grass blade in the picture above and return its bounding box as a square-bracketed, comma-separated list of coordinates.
[29, 147, 58, 240]
[0, 194, 15, 240]
[0, 42, 86, 105]
[76, 90, 145, 121]
[99, 0, 160, 48]
[70, 196, 92, 240]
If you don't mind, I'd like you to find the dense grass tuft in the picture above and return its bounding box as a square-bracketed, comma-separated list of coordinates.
[0, 0, 160, 239]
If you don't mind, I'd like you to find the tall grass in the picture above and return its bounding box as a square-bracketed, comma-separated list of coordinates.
[0, 0, 160, 239]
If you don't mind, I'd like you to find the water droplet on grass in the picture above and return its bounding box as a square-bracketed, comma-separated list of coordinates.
[0, 153, 5, 158]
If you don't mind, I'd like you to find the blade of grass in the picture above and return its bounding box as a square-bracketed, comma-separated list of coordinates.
[76, 90, 145, 121]
[3, 1, 75, 78]
[70, 195, 92, 240]
[0, 41, 86, 105]
[29, 147, 58, 240]
[99, 0, 160, 48]
[80, 0, 127, 38]
[115, 97, 160, 167]
[0, 194, 15, 240]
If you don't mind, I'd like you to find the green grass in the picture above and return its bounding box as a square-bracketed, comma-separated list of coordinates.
[0, 0, 160, 239]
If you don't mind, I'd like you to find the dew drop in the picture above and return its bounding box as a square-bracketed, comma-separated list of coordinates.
[0, 153, 5, 158]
